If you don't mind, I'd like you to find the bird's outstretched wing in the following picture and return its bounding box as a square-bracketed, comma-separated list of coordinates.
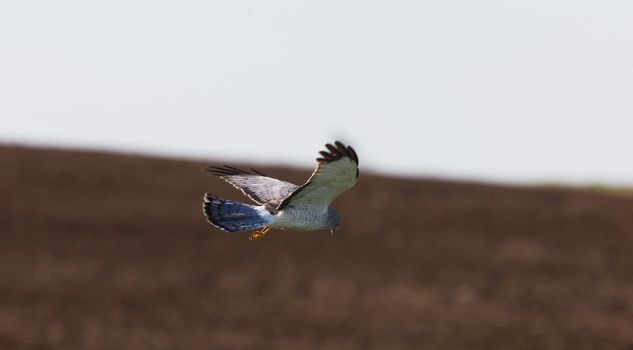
[277, 141, 359, 210]
[206, 166, 299, 208]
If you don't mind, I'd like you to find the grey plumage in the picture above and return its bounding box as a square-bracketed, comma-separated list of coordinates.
[206, 166, 298, 212]
[202, 194, 268, 232]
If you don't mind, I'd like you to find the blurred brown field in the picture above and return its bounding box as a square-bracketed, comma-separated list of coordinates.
[2, 145, 633, 350]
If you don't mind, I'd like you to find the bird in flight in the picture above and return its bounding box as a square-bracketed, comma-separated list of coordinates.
[203, 141, 359, 240]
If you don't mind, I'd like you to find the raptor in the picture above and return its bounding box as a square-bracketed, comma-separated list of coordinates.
[203, 141, 359, 240]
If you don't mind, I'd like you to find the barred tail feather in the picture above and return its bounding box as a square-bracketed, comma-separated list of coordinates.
[203, 194, 268, 232]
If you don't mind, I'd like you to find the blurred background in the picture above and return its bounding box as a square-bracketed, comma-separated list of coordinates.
[2, 0, 633, 183]
[2, 1, 633, 349]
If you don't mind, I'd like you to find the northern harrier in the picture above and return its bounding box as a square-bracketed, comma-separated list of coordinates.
[203, 141, 359, 240]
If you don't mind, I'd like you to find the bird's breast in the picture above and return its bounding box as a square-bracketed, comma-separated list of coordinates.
[270, 207, 329, 231]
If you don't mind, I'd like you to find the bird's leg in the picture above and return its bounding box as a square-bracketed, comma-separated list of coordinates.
[249, 226, 271, 241]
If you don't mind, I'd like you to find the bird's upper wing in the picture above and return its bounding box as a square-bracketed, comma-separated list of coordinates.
[277, 141, 359, 210]
[206, 166, 299, 208]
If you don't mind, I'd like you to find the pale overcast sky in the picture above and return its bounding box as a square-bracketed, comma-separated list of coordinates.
[1, 1, 632, 184]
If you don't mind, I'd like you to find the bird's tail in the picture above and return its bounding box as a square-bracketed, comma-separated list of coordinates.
[202, 194, 268, 232]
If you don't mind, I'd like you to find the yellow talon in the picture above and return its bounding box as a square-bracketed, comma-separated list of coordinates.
[249, 226, 271, 241]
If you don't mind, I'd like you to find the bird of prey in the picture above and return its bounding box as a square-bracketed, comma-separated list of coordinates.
[203, 141, 359, 240]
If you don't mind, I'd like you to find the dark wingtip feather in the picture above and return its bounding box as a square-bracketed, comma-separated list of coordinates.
[325, 143, 341, 156]
[206, 166, 235, 176]
[318, 150, 334, 161]
[347, 146, 359, 164]
[334, 141, 347, 151]
[250, 168, 267, 176]
[316, 141, 359, 165]
[205, 165, 266, 177]
[223, 165, 247, 172]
